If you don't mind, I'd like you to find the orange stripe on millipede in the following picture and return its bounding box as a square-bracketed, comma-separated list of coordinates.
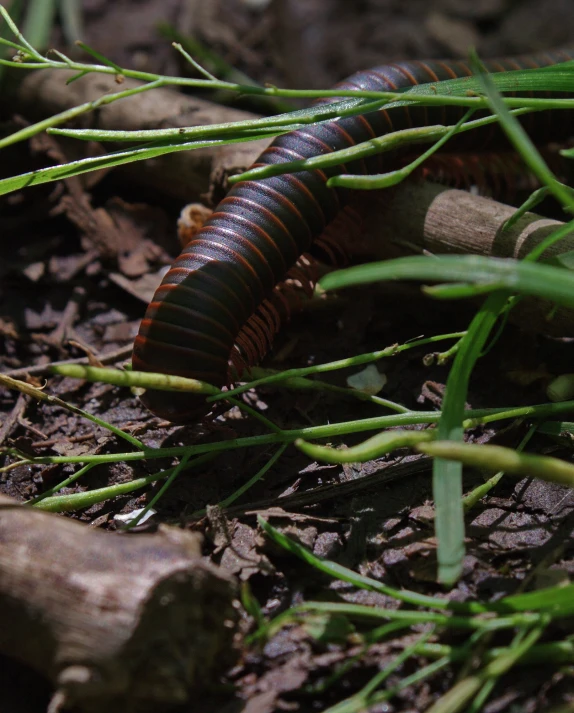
[221, 195, 299, 262]
[451, 61, 472, 77]
[250, 311, 274, 347]
[235, 334, 257, 366]
[158, 283, 242, 334]
[520, 56, 538, 69]
[244, 315, 267, 352]
[368, 69, 397, 89]
[296, 129, 337, 153]
[328, 122, 358, 146]
[412, 61, 439, 82]
[140, 317, 231, 353]
[187, 242, 262, 311]
[342, 79, 369, 91]
[360, 68, 399, 100]
[435, 61, 458, 80]
[148, 299, 236, 342]
[169, 261, 252, 320]
[393, 62, 433, 127]
[198, 226, 275, 291]
[504, 59, 522, 71]
[236, 325, 262, 364]
[280, 172, 333, 226]
[540, 52, 559, 66]
[365, 68, 399, 131]
[414, 61, 441, 128]
[258, 301, 281, 334]
[379, 108, 395, 132]
[354, 114, 377, 138]
[135, 333, 228, 370]
[327, 122, 371, 174]
[487, 61, 506, 73]
[243, 180, 313, 243]
[212, 204, 290, 273]
[389, 63, 419, 85]
[269, 288, 292, 321]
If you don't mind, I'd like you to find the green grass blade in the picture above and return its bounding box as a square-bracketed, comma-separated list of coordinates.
[470, 50, 574, 213]
[0, 130, 283, 196]
[320, 254, 574, 309]
[74, 40, 123, 73]
[258, 516, 483, 612]
[433, 292, 508, 585]
[21, 0, 56, 50]
[59, 0, 83, 44]
[418, 440, 574, 489]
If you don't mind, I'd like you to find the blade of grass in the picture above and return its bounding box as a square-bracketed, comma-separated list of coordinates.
[469, 50, 574, 214]
[296, 429, 434, 462]
[208, 332, 466, 402]
[190, 443, 288, 518]
[425, 622, 547, 713]
[122, 450, 193, 529]
[319, 255, 574, 310]
[258, 516, 491, 613]
[4, 399, 574, 469]
[432, 291, 509, 585]
[59, 0, 83, 44]
[417, 440, 574, 489]
[0, 129, 285, 196]
[322, 630, 435, 713]
[0, 78, 167, 151]
[21, 0, 56, 50]
[320, 252, 574, 583]
[0, 372, 147, 450]
[462, 425, 537, 510]
[270, 601, 541, 632]
[32, 453, 216, 512]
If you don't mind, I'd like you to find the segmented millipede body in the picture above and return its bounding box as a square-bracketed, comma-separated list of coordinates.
[133, 48, 574, 423]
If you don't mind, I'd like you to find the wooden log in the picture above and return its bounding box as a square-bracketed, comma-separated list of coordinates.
[9, 69, 271, 201]
[362, 181, 574, 262]
[0, 494, 238, 713]
[355, 181, 574, 336]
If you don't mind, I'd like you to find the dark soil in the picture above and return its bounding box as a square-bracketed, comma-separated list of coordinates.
[1, 1, 574, 712]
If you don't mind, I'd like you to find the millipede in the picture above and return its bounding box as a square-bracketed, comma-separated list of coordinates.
[132, 48, 574, 423]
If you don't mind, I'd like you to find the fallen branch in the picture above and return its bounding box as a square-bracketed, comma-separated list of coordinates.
[362, 180, 574, 262]
[0, 494, 238, 713]
[8, 69, 270, 201]
[357, 181, 574, 336]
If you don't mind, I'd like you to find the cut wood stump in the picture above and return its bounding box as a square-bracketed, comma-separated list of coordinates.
[0, 494, 239, 713]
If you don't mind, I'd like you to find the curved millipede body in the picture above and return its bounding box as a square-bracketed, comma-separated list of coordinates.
[133, 48, 574, 423]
